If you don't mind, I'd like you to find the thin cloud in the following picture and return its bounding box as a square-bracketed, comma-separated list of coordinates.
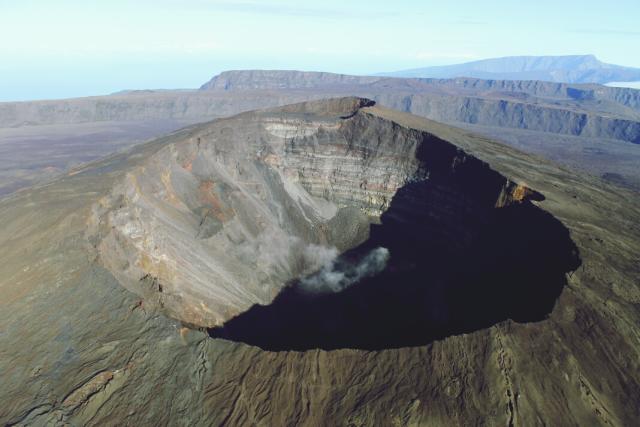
[212, 1, 337, 17]
[571, 29, 640, 36]
[452, 20, 487, 26]
[171, 0, 355, 19]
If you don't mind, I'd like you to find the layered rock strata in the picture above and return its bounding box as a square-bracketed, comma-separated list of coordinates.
[89, 98, 554, 327]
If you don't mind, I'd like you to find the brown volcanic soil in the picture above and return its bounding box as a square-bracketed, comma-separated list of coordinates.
[0, 98, 639, 426]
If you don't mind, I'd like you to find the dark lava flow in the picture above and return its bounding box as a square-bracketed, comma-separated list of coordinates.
[209, 136, 582, 351]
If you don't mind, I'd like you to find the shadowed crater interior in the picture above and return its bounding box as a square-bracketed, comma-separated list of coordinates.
[209, 130, 582, 351]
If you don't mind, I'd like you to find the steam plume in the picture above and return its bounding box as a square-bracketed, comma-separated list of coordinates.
[300, 246, 390, 294]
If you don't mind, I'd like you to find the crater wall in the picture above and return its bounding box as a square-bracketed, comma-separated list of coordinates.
[88, 98, 577, 330]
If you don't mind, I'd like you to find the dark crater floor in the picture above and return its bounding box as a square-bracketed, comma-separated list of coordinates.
[210, 139, 582, 351]
[211, 201, 581, 351]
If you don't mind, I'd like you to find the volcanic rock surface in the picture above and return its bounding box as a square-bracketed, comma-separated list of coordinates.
[1, 98, 639, 425]
[87, 97, 578, 331]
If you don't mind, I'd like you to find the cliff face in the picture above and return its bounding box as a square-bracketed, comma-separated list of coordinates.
[1, 98, 640, 425]
[371, 92, 640, 143]
[89, 98, 557, 327]
[384, 77, 640, 114]
[202, 70, 640, 117]
[200, 70, 382, 90]
[418, 77, 640, 111]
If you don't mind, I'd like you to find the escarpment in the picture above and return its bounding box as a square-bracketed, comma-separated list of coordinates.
[372, 93, 640, 143]
[88, 98, 580, 336]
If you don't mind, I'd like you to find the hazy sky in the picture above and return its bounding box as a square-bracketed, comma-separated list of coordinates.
[1, 0, 639, 101]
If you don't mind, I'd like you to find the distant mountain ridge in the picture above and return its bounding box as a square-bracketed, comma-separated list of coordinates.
[200, 70, 381, 90]
[3, 68, 640, 198]
[378, 55, 640, 84]
[200, 69, 640, 114]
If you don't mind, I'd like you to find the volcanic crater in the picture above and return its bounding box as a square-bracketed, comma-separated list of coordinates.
[89, 97, 581, 351]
